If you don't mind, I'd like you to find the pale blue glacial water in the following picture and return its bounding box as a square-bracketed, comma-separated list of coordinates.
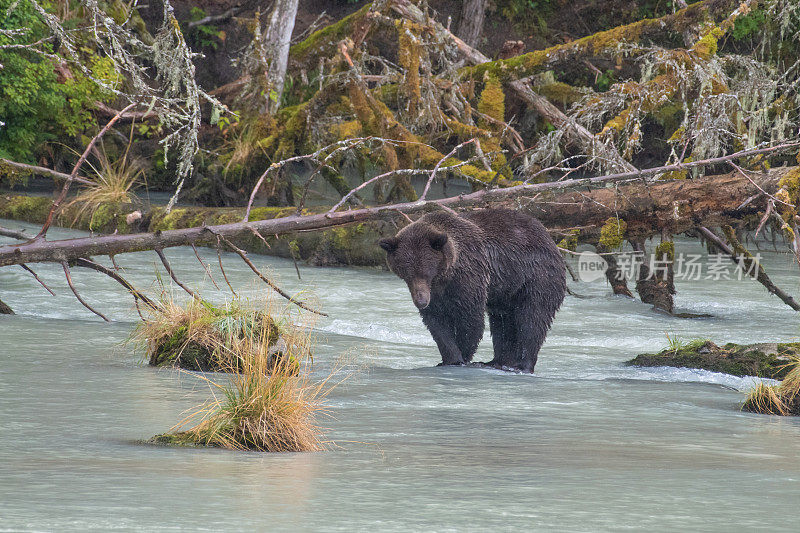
[1, 219, 800, 532]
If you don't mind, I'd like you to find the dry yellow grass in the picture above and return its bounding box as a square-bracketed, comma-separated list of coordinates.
[146, 294, 347, 452]
[67, 145, 143, 225]
[743, 355, 800, 416]
[131, 295, 285, 371]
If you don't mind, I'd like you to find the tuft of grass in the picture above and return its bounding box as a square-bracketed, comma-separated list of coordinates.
[146, 294, 348, 452]
[664, 333, 709, 354]
[131, 292, 298, 372]
[664, 332, 685, 352]
[221, 119, 269, 182]
[743, 355, 800, 416]
[67, 144, 143, 224]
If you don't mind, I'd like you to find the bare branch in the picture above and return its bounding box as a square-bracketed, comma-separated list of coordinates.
[216, 237, 237, 297]
[729, 162, 794, 208]
[697, 226, 800, 311]
[187, 5, 241, 29]
[1, 143, 799, 268]
[191, 243, 220, 290]
[93, 101, 158, 123]
[420, 139, 475, 201]
[0, 158, 95, 186]
[243, 137, 407, 222]
[248, 226, 272, 249]
[34, 103, 138, 240]
[155, 248, 201, 301]
[214, 232, 327, 317]
[74, 258, 162, 312]
[329, 168, 424, 213]
[61, 261, 110, 321]
[0, 226, 28, 240]
[19, 264, 55, 296]
[754, 200, 774, 238]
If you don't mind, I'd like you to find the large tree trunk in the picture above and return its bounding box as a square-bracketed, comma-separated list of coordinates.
[524, 167, 788, 242]
[456, 0, 487, 48]
[264, 0, 299, 113]
[0, 166, 791, 268]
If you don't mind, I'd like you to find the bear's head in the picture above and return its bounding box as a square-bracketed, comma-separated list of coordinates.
[378, 224, 454, 310]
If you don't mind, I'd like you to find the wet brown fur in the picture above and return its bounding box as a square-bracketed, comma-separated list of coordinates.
[379, 208, 566, 372]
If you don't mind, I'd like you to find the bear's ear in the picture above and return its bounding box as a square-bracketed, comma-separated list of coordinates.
[378, 237, 399, 253]
[430, 232, 448, 251]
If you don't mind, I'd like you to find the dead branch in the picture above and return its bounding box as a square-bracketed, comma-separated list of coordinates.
[216, 238, 238, 297]
[420, 139, 475, 200]
[213, 232, 327, 317]
[93, 101, 158, 123]
[247, 226, 272, 249]
[187, 5, 241, 29]
[0, 225, 28, 240]
[19, 264, 55, 296]
[697, 226, 800, 311]
[61, 261, 110, 321]
[243, 137, 394, 222]
[191, 243, 220, 290]
[0, 158, 95, 186]
[391, 0, 637, 173]
[329, 168, 424, 213]
[74, 258, 162, 311]
[1, 146, 798, 268]
[154, 248, 201, 301]
[34, 103, 138, 240]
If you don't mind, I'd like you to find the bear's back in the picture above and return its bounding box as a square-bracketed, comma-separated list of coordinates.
[461, 208, 564, 302]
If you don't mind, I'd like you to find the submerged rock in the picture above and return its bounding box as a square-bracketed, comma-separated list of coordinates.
[628, 340, 800, 379]
[147, 432, 205, 448]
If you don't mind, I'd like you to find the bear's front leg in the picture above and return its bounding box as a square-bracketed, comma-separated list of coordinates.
[420, 310, 464, 365]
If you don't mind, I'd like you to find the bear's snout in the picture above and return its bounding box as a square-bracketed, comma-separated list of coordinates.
[407, 279, 431, 310]
[412, 294, 430, 310]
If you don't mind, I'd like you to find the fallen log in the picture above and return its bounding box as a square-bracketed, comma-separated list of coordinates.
[524, 167, 791, 241]
[0, 163, 794, 267]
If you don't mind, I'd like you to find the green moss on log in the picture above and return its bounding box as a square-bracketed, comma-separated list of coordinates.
[460, 0, 737, 81]
[557, 229, 580, 251]
[655, 240, 675, 261]
[599, 217, 626, 249]
[0, 195, 51, 223]
[289, 3, 373, 68]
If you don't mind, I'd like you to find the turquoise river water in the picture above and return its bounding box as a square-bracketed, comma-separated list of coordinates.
[1, 219, 800, 531]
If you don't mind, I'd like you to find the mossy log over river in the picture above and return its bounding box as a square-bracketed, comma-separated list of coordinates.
[2, 165, 794, 267]
[0, 194, 390, 266]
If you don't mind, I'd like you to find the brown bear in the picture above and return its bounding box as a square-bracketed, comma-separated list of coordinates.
[378, 208, 566, 372]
